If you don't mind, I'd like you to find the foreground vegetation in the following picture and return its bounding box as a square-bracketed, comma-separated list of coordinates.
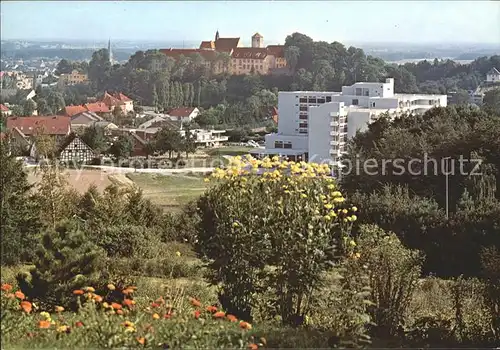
[2, 104, 500, 348]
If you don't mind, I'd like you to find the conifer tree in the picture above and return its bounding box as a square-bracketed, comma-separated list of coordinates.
[0, 141, 40, 265]
[17, 220, 107, 309]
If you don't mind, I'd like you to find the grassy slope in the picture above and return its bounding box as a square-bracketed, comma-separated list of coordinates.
[127, 173, 208, 212]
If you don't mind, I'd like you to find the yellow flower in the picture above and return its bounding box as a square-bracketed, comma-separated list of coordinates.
[232, 222, 240, 228]
[351, 215, 357, 221]
[204, 178, 210, 183]
[342, 209, 348, 214]
[327, 184, 335, 190]
[152, 313, 160, 320]
[40, 311, 51, 320]
[349, 240, 357, 247]
[324, 203, 333, 210]
[103, 302, 110, 309]
[301, 193, 307, 198]
[57, 325, 69, 333]
[331, 191, 342, 197]
[352, 206, 358, 212]
[333, 197, 345, 203]
[107, 284, 116, 291]
[84, 286, 95, 293]
[176, 251, 181, 257]
[323, 215, 332, 221]
[355, 252, 361, 259]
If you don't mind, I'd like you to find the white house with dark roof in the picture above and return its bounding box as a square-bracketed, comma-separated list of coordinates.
[167, 107, 200, 123]
[486, 68, 500, 83]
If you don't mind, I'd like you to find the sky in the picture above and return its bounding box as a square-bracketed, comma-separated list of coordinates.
[1, 1, 500, 45]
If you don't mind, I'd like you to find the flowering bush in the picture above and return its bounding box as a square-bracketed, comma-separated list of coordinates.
[197, 156, 358, 325]
[1, 282, 262, 349]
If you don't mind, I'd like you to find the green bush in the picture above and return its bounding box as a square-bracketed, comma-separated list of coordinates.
[355, 224, 424, 337]
[16, 220, 107, 309]
[197, 157, 358, 324]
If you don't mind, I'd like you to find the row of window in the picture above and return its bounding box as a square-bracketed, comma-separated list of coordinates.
[237, 64, 264, 70]
[274, 141, 292, 149]
[298, 96, 333, 104]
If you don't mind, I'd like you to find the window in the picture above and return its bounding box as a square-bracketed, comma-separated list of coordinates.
[317, 98, 325, 104]
[352, 99, 359, 106]
[299, 114, 308, 120]
[371, 102, 376, 107]
[284, 142, 292, 149]
[355, 88, 362, 96]
[308, 97, 317, 103]
[364, 89, 369, 96]
[299, 106, 308, 111]
[275, 141, 284, 149]
[299, 98, 307, 103]
[299, 123, 308, 128]
[326, 96, 332, 102]
[299, 129, 308, 134]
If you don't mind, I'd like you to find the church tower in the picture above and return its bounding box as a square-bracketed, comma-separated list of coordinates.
[215, 30, 220, 41]
[108, 38, 113, 64]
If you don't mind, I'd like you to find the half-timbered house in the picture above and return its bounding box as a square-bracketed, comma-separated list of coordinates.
[57, 133, 96, 164]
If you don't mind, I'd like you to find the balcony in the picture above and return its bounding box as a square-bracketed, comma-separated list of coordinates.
[330, 121, 339, 127]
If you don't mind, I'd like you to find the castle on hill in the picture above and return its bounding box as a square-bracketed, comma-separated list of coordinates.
[160, 31, 288, 76]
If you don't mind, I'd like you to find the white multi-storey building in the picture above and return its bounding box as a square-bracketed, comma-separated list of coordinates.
[253, 78, 447, 167]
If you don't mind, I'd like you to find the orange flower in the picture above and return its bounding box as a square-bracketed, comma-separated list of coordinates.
[136, 337, 146, 345]
[55, 306, 64, 313]
[116, 309, 124, 315]
[93, 294, 103, 303]
[226, 314, 238, 322]
[189, 297, 201, 307]
[75, 321, 84, 328]
[122, 288, 134, 295]
[152, 313, 160, 320]
[14, 290, 25, 300]
[1, 283, 13, 292]
[73, 289, 84, 295]
[194, 310, 201, 319]
[20, 301, 32, 313]
[38, 320, 51, 329]
[111, 302, 122, 310]
[213, 311, 225, 319]
[248, 343, 258, 350]
[123, 299, 134, 307]
[240, 321, 252, 330]
[206, 305, 217, 313]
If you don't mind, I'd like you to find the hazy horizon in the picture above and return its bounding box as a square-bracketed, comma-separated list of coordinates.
[1, 1, 500, 45]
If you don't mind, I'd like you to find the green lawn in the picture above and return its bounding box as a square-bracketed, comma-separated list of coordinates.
[205, 146, 254, 157]
[127, 173, 208, 212]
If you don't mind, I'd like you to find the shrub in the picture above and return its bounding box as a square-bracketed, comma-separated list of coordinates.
[355, 224, 424, 337]
[16, 220, 107, 309]
[480, 246, 500, 341]
[197, 156, 357, 324]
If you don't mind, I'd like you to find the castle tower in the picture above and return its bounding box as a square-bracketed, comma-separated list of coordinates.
[215, 30, 220, 41]
[251, 33, 263, 48]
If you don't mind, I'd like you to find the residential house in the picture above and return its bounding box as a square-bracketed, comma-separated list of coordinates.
[61, 103, 111, 117]
[138, 115, 168, 129]
[486, 67, 500, 83]
[0, 104, 12, 116]
[102, 91, 134, 113]
[63, 105, 89, 118]
[181, 129, 229, 148]
[130, 133, 149, 157]
[70, 111, 104, 130]
[57, 133, 96, 164]
[5, 115, 71, 156]
[57, 70, 89, 87]
[167, 107, 199, 122]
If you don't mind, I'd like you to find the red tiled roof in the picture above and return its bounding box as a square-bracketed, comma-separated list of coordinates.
[168, 107, 197, 117]
[160, 48, 217, 61]
[266, 45, 285, 58]
[6, 116, 71, 136]
[115, 92, 132, 102]
[214, 38, 240, 52]
[63, 105, 87, 117]
[85, 102, 111, 113]
[0, 104, 9, 112]
[102, 92, 125, 107]
[232, 47, 268, 59]
[200, 41, 215, 50]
